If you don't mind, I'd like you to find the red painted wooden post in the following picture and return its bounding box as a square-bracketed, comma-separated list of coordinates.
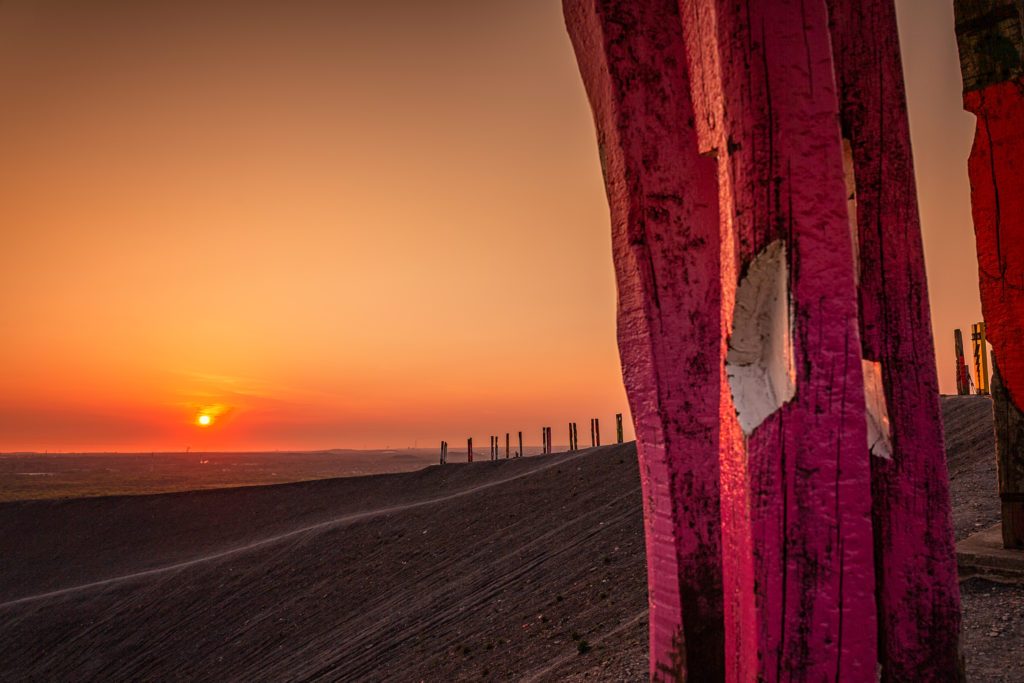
[955, 0, 1024, 550]
[564, 1, 726, 675]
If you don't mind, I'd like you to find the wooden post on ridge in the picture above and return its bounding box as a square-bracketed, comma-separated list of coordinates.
[616, 413, 624, 443]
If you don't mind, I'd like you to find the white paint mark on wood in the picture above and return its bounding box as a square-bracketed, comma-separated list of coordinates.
[726, 239, 796, 436]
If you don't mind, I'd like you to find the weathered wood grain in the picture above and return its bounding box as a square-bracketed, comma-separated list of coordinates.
[827, 1, 965, 679]
[563, 1, 725, 678]
[956, 0, 1024, 552]
[678, 0, 878, 678]
[993, 357, 1024, 547]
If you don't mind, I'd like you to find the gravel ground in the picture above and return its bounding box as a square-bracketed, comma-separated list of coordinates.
[942, 395, 1024, 682]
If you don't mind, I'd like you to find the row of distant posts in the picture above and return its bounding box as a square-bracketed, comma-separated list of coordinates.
[440, 413, 625, 464]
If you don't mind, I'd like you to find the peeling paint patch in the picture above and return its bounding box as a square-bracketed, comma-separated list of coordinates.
[726, 240, 796, 436]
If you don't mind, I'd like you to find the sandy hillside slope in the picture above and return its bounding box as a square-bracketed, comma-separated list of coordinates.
[0, 396, 1021, 681]
[0, 445, 648, 681]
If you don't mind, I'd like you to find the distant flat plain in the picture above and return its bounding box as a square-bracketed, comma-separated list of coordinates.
[0, 448, 542, 501]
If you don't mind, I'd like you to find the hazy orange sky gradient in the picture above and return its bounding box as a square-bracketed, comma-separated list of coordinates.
[0, 1, 981, 452]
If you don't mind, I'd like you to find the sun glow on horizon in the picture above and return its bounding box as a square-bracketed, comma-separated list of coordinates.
[196, 414, 213, 427]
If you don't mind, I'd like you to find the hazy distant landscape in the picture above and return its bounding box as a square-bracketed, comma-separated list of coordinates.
[0, 448, 539, 502]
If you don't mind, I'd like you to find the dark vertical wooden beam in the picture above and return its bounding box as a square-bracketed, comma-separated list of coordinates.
[955, 329, 971, 395]
[993, 355, 1024, 547]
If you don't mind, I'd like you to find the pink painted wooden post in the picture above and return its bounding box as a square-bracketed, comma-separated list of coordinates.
[828, 5, 963, 675]
[678, 2, 878, 677]
[564, 0, 726, 676]
[563, 0, 964, 678]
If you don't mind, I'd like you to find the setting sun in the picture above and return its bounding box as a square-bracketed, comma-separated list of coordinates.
[196, 414, 212, 427]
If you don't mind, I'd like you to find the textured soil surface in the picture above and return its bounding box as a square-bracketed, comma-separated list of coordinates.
[0, 396, 1019, 681]
[943, 396, 1003, 540]
[942, 396, 1024, 683]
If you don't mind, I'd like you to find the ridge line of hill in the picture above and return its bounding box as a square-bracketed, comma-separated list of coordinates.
[0, 448, 593, 611]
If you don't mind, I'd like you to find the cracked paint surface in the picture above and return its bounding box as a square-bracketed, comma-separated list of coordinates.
[956, 0, 1024, 551]
[965, 78, 1024, 409]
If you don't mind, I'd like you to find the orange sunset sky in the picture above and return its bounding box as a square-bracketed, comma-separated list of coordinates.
[1, 1, 981, 452]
